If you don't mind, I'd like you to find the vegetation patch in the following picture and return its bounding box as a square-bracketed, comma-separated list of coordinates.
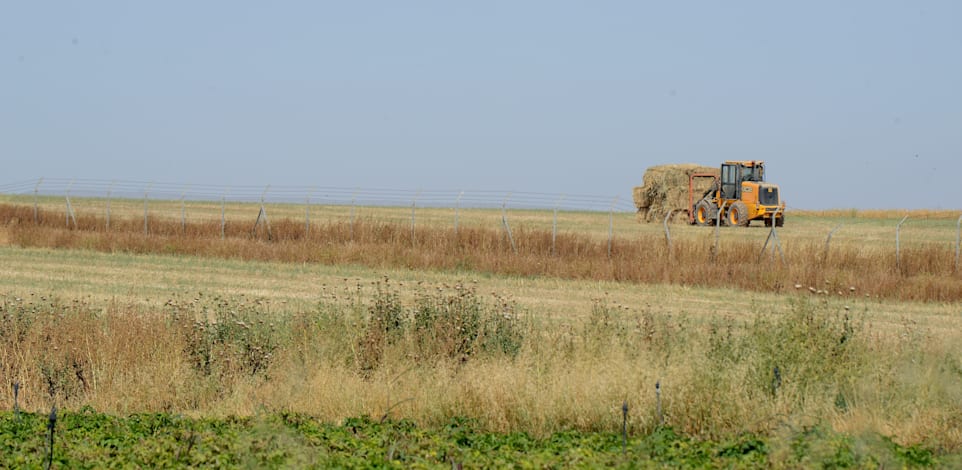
[2, 203, 961, 302]
[0, 412, 945, 468]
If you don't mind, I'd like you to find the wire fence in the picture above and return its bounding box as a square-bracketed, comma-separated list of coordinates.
[3, 177, 961, 273]
[0, 178, 638, 213]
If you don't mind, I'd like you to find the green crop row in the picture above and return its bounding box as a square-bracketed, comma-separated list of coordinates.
[0, 411, 941, 469]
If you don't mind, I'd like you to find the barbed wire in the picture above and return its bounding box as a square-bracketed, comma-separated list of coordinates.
[0, 177, 639, 213]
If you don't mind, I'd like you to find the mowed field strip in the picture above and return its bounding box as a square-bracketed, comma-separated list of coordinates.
[0, 244, 957, 337]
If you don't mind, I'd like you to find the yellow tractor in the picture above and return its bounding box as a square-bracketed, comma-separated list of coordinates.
[689, 161, 785, 227]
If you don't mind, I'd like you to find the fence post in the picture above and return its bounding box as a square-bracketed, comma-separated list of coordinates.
[13, 381, 20, 422]
[143, 183, 153, 235]
[896, 215, 908, 272]
[552, 195, 564, 256]
[47, 406, 57, 470]
[621, 399, 628, 455]
[655, 381, 663, 426]
[411, 190, 421, 247]
[772, 208, 785, 263]
[305, 188, 314, 238]
[180, 186, 188, 235]
[64, 179, 70, 228]
[64, 179, 77, 229]
[454, 191, 464, 236]
[956, 214, 962, 273]
[758, 207, 785, 263]
[501, 193, 517, 254]
[712, 201, 727, 263]
[106, 181, 115, 231]
[663, 210, 674, 255]
[350, 189, 358, 241]
[220, 190, 228, 239]
[251, 185, 273, 240]
[607, 196, 618, 259]
[823, 223, 842, 264]
[33, 177, 43, 224]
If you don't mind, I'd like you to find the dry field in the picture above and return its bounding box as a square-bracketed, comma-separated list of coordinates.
[1, 196, 961, 454]
[1, 199, 960, 302]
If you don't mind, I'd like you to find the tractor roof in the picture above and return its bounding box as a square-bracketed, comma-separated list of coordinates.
[724, 160, 765, 167]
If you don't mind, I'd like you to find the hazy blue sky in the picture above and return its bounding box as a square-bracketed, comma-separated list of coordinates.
[2, 2, 960, 209]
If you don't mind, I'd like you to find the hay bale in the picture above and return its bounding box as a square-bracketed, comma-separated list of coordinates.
[633, 164, 719, 223]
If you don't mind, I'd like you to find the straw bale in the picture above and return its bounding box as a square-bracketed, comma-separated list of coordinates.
[633, 164, 719, 223]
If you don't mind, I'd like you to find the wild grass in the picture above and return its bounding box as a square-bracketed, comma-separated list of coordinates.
[1, 286, 960, 452]
[1, 203, 960, 302]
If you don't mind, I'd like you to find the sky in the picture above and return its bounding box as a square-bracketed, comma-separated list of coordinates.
[2, 2, 960, 210]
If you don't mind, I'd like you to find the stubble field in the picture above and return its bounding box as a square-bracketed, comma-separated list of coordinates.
[0, 196, 960, 467]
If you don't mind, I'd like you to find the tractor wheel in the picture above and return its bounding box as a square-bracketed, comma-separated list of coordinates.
[775, 214, 785, 227]
[727, 201, 750, 227]
[694, 200, 713, 226]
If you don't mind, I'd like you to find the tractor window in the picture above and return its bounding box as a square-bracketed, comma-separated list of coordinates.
[721, 164, 737, 199]
[740, 165, 763, 182]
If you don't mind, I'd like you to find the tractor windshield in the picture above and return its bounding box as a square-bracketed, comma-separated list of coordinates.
[740, 165, 764, 182]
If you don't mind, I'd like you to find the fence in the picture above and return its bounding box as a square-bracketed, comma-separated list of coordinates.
[0, 178, 637, 212]
[1, 177, 640, 257]
[2, 177, 961, 273]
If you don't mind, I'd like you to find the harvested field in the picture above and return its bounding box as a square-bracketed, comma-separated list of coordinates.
[3, 202, 959, 302]
[633, 164, 719, 223]
[1, 249, 961, 457]
[2, 198, 961, 464]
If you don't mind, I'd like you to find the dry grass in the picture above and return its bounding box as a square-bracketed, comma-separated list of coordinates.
[1, 287, 960, 451]
[1, 203, 960, 303]
[1, 225, 960, 450]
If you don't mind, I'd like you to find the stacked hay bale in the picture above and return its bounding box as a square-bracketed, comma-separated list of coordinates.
[633, 164, 719, 223]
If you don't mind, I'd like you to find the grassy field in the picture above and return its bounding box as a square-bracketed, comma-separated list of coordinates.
[2, 199, 961, 304]
[4, 193, 962, 248]
[1, 195, 961, 466]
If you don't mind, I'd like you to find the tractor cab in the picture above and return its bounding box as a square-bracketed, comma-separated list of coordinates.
[720, 161, 765, 200]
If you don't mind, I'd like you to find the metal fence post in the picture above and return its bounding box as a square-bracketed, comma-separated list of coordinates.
[758, 207, 785, 263]
[823, 223, 842, 264]
[956, 214, 962, 273]
[552, 195, 564, 256]
[607, 196, 618, 259]
[655, 381, 663, 426]
[502, 193, 517, 254]
[712, 201, 727, 263]
[896, 215, 908, 272]
[305, 188, 314, 238]
[143, 183, 153, 235]
[411, 190, 421, 247]
[180, 186, 188, 235]
[350, 189, 358, 241]
[454, 191, 464, 236]
[106, 181, 115, 231]
[251, 185, 273, 240]
[65, 179, 77, 229]
[220, 190, 228, 239]
[33, 177, 43, 224]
